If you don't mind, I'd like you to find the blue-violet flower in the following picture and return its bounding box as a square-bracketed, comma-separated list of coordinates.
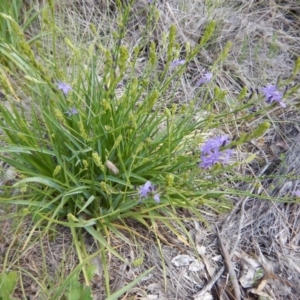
[139, 181, 154, 199]
[170, 59, 185, 69]
[197, 72, 213, 86]
[65, 106, 78, 117]
[138, 181, 160, 203]
[153, 194, 160, 203]
[57, 81, 72, 95]
[261, 85, 286, 108]
[292, 190, 300, 197]
[199, 135, 233, 168]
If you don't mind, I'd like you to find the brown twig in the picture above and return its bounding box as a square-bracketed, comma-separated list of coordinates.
[216, 226, 241, 300]
[229, 198, 246, 259]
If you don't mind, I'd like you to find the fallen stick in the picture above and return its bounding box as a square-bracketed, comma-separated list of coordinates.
[216, 226, 241, 300]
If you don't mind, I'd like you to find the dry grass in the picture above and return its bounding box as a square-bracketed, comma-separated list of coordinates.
[1, 0, 300, 299]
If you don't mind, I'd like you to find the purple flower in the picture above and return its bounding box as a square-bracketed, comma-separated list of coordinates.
[138, 181, 161, 203]
[57, 81, 72, 95]
[139, 181, 154, 200]
[153, 194, 160, 203]
[201, 135, 229, 153]
[199, 135, 233, 168]
[117, 81, 124, 88]
[170, 59, 185, 69]
[65, 106, 78, 117]
[261, 85, 286, 108]
[292, 191, 300, 197]
[196, 72, 213, 86]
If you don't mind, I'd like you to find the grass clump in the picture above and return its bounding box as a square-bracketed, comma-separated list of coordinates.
[0, 0, 299, 298]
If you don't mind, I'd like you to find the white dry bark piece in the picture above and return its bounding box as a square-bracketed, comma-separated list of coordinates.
[249, 288, 274, 300]
[140, 295, 158, 300]
[189, 260, 205, 272]
[171, 254, 195, 267]
[211, 255, 222, 262]
[235, 250, 264, 288]
[239, 263, 263, 288]
[234, 251, 261, 269]
[146, 283, 161, 291]
[193, 292, 213, 300]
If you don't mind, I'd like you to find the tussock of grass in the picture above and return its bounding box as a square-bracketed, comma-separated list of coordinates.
[0, 0, 300, 299]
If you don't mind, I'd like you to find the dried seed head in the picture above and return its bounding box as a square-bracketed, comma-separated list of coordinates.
[106, 160, 119, 174]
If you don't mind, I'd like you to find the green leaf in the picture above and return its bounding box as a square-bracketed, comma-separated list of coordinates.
[13, 177, 64, 192]
[65, 286, 82, 300]
[0, 271, 18, 299]
[78, 195, 95, 214]
[64, 273, 93, 300]
[65, 285, 93, 300]
[86, 264, 97, 281]
[80, 286, 93, 300]
[106, 267, 155, 300]
[65, 286, 93, 300]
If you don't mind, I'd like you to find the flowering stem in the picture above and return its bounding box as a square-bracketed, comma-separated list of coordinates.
[167, 113, 171, 165]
